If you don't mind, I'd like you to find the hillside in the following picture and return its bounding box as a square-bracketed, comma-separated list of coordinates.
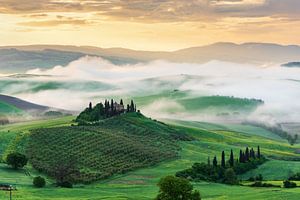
[0, 94, 48, 112]
[26, 113, 189, 183]
[1, 42, 300, 72]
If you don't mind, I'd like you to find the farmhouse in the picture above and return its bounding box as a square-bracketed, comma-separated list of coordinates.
[114, 102, 125, 112]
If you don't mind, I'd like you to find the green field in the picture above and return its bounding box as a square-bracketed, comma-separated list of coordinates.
[0, 115, 300, 199]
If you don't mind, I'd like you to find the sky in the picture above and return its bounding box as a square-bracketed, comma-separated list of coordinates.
[0, 0, 300, 51]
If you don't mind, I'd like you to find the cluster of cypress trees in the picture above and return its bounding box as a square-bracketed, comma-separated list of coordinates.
[239, 146, 260, 163]
[211, 146, 261, 168]
[176, 146, 266, 185]
[76, 99, 138, 123]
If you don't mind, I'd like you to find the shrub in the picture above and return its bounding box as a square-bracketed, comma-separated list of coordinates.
[6, 152, 28, 169]
[33, 176, 46, 188]
[283, 180, 297, 188]
[250, 181, 279, 188]
[288, 173, 300, 181]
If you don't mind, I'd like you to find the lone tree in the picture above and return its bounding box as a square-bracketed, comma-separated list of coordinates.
[156, 175, 201, 200]
[6, 152, 28, 169]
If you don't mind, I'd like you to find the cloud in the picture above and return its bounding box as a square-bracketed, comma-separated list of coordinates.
[18, 18, 91, 27]
[21, 56, 300, 125]
[1, 0, 300, 22]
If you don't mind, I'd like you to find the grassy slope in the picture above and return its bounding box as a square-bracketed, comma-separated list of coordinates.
[0, 116, 300, 199]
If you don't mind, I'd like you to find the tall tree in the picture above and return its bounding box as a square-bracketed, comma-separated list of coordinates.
[130, 100, 135, 112]
[89, 102, 92, 111]
[221, 151, 225, 168]
[239, 150, 244, 163]
[207, 156, 211, 166]
[257, 146, 261, 159]
[213, 156, 218, 167]
[127, 104, 130, 112]
[229, 149, 234, 167]
[120, 99, 124, 106]
[111, 99, 114, 112]
[245, 147, 249, 162]
[250, 148, 256, 159]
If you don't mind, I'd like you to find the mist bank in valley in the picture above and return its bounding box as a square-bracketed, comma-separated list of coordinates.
[0, 56, 299, 129]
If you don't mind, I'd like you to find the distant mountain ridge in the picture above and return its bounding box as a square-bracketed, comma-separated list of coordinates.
[282, 62, 300, 68]
[1, 42, 300, 73]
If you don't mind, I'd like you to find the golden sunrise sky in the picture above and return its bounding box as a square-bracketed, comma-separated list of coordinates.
[0, 0, 300, 51]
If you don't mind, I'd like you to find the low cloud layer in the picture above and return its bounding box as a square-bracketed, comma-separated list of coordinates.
[0, 56, 300, 122]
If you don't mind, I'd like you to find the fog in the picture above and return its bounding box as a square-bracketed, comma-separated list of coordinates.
[1, 56, 300, 125]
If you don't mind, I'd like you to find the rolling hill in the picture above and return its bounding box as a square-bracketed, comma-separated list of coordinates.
[0, 94, 69, 122]
[0, 94, 48, 113]
[26, 112, 189, 183]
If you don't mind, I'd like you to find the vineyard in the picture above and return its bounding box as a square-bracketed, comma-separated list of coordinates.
[26, 113, 188, 183]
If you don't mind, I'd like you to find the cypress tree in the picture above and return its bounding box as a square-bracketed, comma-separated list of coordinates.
[250, 148, 256, 159]
[221, 151, 225, 168]
[249, 148, 253, 159]
[130, 100, 134, 112]
[213, 156, 217, 167]
[120, 99, 124, 106]
[89, 102, 92, 111]
[127, 104, 130, 112]
[245, 147, 249, 162]
[105, 100, 108, 111]
[239, 150, 243, 163]
[207, 156, 211, 166]
[242, 152, 245, 163]
[257, 146, 261, 159]
[107, 101, 110, 117]
[111, 99, 114, 112]
[229, 149, 234, 167]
